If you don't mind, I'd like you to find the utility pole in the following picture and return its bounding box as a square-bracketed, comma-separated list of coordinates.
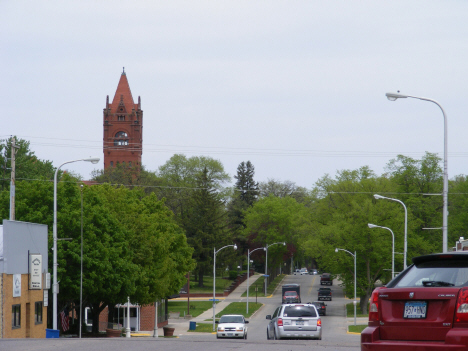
[10, 136, 18, 220]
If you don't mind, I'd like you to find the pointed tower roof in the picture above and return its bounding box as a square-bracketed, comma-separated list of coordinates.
[110, 68, 138, 112]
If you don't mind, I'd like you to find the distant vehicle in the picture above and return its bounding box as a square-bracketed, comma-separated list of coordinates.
[294, 269, 301, 275]
[266, 303, 322, 340]
[282, 283, 301, 304]
[311, 301, 327, 316]
[310, 269, 318, 275]
[361, 252, 468, 350]
[216, 314, 248, 339]
[320, 273, 333, 285]
[283, 291, 300, 304]
[300, 268, 308, 275]
[318, 287, 332, 301]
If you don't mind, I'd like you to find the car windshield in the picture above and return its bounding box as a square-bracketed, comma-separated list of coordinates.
[394, 260, 468, 288]
[283, 306, 317, 318]
[219, 316, 244, 324]
[285, 292, 297, 296]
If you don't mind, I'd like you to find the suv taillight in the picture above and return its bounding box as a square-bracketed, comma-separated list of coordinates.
[369, 287, 382, 322]
[455, 287, 468, 323]
[277, 318, 283, 326]
[317, 318, 321, 327]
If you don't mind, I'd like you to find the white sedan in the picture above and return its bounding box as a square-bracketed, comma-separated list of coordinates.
[216, 314, 248, 339]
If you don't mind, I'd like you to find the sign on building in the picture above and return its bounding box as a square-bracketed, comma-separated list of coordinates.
[29, 253, 42, 289]
[13, 274, 21, 297]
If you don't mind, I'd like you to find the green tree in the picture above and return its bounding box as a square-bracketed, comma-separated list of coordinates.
[184, 167, 229, 286]
[0, 137, 55, 191]
[306, 167, 425, 313]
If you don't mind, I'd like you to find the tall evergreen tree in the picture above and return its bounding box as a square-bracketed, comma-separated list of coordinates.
[234, 161, 259, 207]
[184, 167, 229, 286]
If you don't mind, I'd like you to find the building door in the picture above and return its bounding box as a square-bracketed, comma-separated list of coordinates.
[25, 303, 31, 338]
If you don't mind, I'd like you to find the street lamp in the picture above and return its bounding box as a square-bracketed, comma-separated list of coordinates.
[335, 248, 357, 326]
[368, 223, 395, 279]
[374, 194, 408, 269]
[386, 92, 448, 253]
[213, 244, 237, 331]
[53, 157, 99, 330]
[264, 242, 286, 296]
[246, 247, 265, 314]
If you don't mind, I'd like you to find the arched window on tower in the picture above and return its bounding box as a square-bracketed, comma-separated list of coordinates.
[114, 131, 129, 146]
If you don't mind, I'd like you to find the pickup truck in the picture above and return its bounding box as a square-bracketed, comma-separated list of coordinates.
[320, 273, 333, 285]
[318, 287, 332, 301]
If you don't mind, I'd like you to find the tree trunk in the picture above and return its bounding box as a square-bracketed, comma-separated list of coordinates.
[198, 268, 204, 287]
[360, 291, 372, 314]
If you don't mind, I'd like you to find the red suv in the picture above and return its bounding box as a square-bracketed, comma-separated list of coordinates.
[361, 252, 468, 350]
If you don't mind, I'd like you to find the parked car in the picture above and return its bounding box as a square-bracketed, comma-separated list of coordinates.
[266, 303, 322, 340]
[310, 269, 318, 275]
[283, 290, 300, 304]
[361, 252, 468, 350]
[320, 273, 333, 285]
[311, 301, 327, 316]
[216, 314, 248, 339]
[318, 287, 332, 301]
[300, 268, 308, 275]
[294, 269, 301, 275]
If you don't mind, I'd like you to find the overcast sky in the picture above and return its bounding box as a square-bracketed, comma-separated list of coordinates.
[2, 1, 468, 188]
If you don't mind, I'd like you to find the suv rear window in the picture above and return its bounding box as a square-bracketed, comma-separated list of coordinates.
[394, 260, 468, 288]
[283, 306, 317, 318]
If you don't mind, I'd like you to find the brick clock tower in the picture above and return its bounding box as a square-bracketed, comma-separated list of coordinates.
[103, 69, 143, 169]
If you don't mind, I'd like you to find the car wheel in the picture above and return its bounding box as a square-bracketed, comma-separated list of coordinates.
[317, 335, 322, 340]
[273, 330, 278, 340]
[267, 328, 270, 340]
[324, 312, 326, 316]
[216, 334, 219, 339]
[244, 333, 247, 340]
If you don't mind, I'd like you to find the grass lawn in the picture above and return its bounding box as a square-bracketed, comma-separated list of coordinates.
[188, 323, 215, 333]
[346, 302, 369, 318]
[215, 302, 263, 318]
[188, 274, 241, 294]
[240, 274, 285, 297]
[348, 324, 368, 334]
[168, 301, 218, 318]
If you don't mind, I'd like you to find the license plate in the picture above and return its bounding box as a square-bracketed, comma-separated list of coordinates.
[296, 320, 304, 325]
[227, 333, 233, 336]
[404, 301, 427, 319]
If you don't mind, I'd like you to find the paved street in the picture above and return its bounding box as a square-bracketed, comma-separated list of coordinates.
[1, 273, 362, 350]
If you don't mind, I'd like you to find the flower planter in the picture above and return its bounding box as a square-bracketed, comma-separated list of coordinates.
[163, 327, 175, 337]
[106, 328, 122, 337]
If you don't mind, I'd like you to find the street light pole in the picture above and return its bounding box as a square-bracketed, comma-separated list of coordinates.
[264, 242, 286, 296]
[53, 157, 99, 330]
[368, 223, 395, 279]
[79, 184, 83, 338]
[386, 92, 448, 253]
[213, 244, 237, 331]
[374, 194, 407, 269]
[335, 248, 357, 326]
[247, 247, 265, 314]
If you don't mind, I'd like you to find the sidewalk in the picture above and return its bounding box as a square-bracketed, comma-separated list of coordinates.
[163, 273, 264, 336]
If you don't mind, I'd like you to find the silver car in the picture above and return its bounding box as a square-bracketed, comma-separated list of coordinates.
[266, 304, 322, 340]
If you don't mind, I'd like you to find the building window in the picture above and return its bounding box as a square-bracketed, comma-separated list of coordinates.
[110, 161, 114, 167]
[12, 304, 21, 328]
[129, 161, 132, 167]
[118, 115, 125, 121]
[35, 302, 43, 324]
[114, 131, 129, 146]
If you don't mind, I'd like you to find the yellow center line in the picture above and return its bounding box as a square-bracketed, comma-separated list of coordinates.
[308, 276, 317, 296]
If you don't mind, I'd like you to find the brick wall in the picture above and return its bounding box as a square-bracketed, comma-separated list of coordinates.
[2, 273, 47, 338]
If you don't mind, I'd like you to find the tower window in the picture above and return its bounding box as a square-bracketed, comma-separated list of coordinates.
[110, 161, 114, 167]
[118, 115, 125, 121]
[114, 131, 129, 146]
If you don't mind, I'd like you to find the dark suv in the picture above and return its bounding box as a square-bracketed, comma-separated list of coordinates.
[361, 252, 468, 350]
[312, 301, 327, 316]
